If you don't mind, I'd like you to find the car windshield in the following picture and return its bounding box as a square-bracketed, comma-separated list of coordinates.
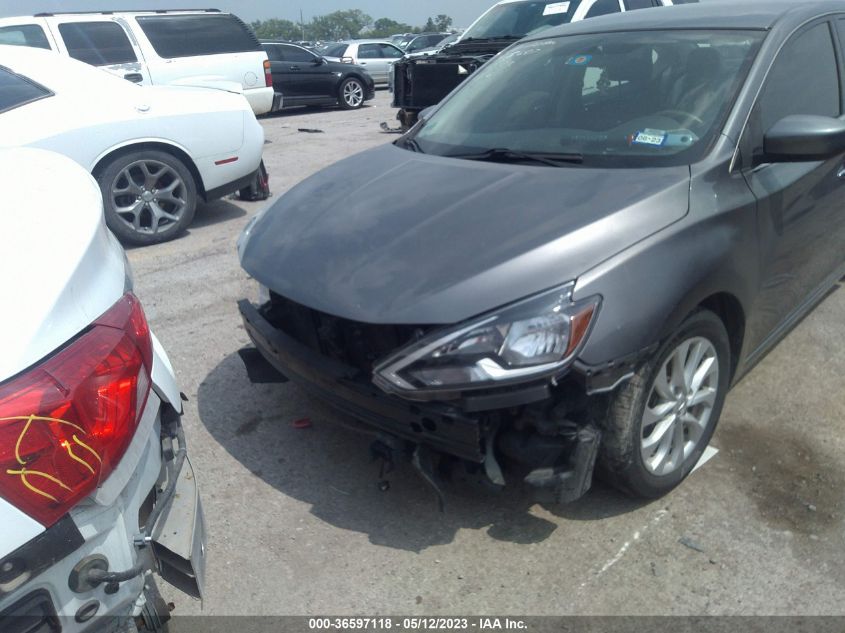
[462, 1, 584, 41]
[412, 30, 765, 167]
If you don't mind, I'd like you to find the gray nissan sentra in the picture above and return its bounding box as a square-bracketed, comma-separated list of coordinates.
[238, 0, 845, 505]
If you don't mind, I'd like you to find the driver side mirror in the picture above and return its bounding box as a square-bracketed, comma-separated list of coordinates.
[764, 114, 845, 162]
[313, 56, 326, 66]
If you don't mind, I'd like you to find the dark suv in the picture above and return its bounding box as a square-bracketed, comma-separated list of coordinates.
[261, 41, 375, 110]
[240, 1, 845, 505]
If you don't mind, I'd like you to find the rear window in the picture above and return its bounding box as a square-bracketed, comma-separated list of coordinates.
[58, 21, 137, 66]
[322, 43, 348, 58]
[0, 24, 52, 49]
[136, 14, 260, 58]
[0, 66, 52, 113]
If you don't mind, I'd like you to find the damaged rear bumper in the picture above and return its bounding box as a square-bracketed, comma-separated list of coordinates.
[239, 299, 607, 504]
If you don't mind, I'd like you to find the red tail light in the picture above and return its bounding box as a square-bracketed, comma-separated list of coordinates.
[263, 59, 272, 88]
[0, 294, 152, 527]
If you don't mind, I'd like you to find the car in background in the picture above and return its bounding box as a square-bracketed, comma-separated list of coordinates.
[0, 147, 204, 632]
[0, 9, 279, 115]
[391, 33, 416, 48]
[0, 45, 265, 245]
[321, 40, 405, 85]
[238, 1, 845, 506]
[261, 41, 375, 110]
[405, 33, 460, 58]
[392, 0, 690, 128]
[402, 32, 452, 53]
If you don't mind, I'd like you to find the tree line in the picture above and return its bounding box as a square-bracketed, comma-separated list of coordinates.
[250, 10, 455, 42]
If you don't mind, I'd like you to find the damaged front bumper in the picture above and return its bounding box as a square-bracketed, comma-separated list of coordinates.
[239, 298, 606, 505]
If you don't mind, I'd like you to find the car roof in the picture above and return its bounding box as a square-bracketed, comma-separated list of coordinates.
[523, 0, 845, 41]
[27, 9, 226, 17]
[343, 40, 398, 45]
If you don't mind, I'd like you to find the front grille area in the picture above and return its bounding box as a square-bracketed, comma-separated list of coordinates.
[262, 293, 434, 375]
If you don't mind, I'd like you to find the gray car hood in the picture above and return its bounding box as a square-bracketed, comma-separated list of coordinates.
[240, 144, 690, 324]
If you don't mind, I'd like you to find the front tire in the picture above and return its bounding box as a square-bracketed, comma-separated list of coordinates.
[98, 150, 197, 246]
[339, 77, 365, 109]
[598, 310, 731, 498]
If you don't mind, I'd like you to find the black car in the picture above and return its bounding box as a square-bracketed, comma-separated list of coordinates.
[241, 1, 845, 506]
[261, 41, 375, 110]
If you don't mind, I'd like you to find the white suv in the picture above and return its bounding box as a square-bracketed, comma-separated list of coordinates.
[0, 10, 279, 115]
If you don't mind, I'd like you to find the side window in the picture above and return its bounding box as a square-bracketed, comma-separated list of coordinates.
[586, 0, 622, 18]
[0, 25, 51, 49]
[264, 44, 283, 62]
[758, 22, 840, 133]
[282, 45, 315, 63]
[136, 14, 260, 59]
[58, 21, 137, 66]
[358, 44, 380, 59]
[0, 67, 52, 113]
[379, 44, 404, 59]
[625, 0, 655, 9]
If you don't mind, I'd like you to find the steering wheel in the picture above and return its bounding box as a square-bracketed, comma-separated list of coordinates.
[656, 109, 705, 128]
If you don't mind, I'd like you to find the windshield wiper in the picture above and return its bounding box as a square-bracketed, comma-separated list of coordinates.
[448, 148, 583, 167]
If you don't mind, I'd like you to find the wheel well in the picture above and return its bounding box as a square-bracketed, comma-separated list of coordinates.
[342, 74, 367, 90]
[698, 293, 745, 379]
[92, 142, 207, 201]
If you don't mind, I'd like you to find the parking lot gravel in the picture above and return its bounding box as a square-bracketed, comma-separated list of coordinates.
[127, 91, 845, 617]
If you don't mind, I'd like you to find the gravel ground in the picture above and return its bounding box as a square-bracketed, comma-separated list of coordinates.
[126, 91, 845, 617]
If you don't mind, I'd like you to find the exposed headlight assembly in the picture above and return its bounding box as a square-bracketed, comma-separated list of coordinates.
[374, 283, 600, 395]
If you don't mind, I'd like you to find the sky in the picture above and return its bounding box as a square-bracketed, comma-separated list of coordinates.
[0, 1, 497, 28]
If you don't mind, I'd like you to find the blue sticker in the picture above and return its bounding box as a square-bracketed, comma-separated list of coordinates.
[566, 54, 592, 66]
[632, 129, 667, 147]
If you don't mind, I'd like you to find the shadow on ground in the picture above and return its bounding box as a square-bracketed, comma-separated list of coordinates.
[197, 351, 652, 553]
[122, 200, 247, 251]
[189, 199, 249, 230]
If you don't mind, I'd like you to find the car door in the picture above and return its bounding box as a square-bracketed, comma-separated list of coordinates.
[263, 43, 291, 97]
[740, 20, 845, 356]
[279, 43, 334, 99]
[43, 16, 151, 84]
[355, 43, 384, 82]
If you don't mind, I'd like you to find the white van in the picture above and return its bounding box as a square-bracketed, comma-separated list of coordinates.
[0, 10, 280, 115]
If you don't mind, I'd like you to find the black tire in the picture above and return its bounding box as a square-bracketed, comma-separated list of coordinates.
[598, 309, 731, 499]
[338, 77, 365, 110]
[238, 160, 270, 202]
[98, 150, 197, 246]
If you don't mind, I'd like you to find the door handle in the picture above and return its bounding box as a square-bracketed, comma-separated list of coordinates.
[289, 66, 300, 71]
[360, 62, 367, 65]
[124, 73, 144, 83]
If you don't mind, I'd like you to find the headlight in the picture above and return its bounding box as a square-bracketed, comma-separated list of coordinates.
[373, 283, 600, 395]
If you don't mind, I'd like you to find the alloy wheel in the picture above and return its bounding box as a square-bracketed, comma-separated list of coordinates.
[343, 80, 364, 108]
[110, 159, 188, 235]
[640, 337, 720, 476]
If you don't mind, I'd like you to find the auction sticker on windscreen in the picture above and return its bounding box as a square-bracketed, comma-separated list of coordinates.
[544, 2, 571, 15]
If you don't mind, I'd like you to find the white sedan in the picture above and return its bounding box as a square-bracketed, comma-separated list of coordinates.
[0, 45, 265, 245]
[0, 147, 204, 628]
